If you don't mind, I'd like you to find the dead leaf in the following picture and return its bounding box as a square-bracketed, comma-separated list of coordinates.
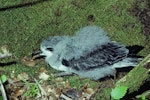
[81, 83, 88, 91]
[21, 56, 37, 67]
[84, 88, 94, 94]
[9, 95, 18, 100]
[17, 72, 29, 81]
[38, 67, 47, 73]
[55, 77, 63, 83]
[43, 85, 54, 93]
[65, 80, 70, 87]
[80, 92, 91, 99]
[39, 72, 50, 81]
[49, 93, 58, 100]
[13, 88, 24, 97]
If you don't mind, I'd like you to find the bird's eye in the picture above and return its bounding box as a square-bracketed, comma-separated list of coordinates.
[46, 48, 53, 51]
[62, 59, 69, 66]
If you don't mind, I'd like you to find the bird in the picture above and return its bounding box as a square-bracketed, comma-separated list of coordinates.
[32, 25, 143, 80]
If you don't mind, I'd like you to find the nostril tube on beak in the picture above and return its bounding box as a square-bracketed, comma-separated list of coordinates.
[32, 49, 42, 57]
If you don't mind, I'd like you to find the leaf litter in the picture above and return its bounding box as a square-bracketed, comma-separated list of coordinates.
[0, 45, 125, 100]
[1, 66, 99, 100]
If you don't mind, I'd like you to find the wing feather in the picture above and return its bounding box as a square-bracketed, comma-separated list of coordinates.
[62, 42, 129, 71]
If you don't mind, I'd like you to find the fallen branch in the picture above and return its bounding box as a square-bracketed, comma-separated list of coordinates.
[116, 54, 150, 93]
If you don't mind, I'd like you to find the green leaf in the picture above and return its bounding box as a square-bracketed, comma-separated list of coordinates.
[111, 86, 128, 99]
[141, 94, 146, 100]
[1, 75, 7, 83]
[0, 96, 3, 100]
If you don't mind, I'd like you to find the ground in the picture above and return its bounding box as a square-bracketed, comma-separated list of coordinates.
[0, 0, 150, 99]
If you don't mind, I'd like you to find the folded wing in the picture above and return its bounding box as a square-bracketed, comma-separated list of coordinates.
[62, 42, 129, 71]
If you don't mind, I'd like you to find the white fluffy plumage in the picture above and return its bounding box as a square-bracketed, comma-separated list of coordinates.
[38, 26, 142, 80]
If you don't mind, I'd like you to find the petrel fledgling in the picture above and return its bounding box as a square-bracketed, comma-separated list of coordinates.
[32, 26, 143, 80]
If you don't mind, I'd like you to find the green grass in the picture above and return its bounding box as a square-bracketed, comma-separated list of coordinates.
[0, 0, 147, 57]
[0, 0, 149, 99]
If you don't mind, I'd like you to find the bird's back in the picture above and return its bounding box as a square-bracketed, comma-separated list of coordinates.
[55, 26, 111, 61]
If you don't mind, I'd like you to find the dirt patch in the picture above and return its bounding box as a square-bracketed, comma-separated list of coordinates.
[130, 0, 150, 37]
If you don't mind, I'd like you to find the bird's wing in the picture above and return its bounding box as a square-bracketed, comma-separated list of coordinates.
[62, 42, 129, 71]
[56, 26, 110, 61]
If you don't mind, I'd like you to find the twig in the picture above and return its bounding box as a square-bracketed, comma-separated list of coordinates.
[0, 79, 7, 100]
[33, 78, 47, 97]
[136, 90, 150, 99]
[60, 94, 72, 100]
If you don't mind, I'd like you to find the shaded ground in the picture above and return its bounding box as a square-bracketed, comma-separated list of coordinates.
[130, 0, 150, 64]
[131, 0, 150, 37]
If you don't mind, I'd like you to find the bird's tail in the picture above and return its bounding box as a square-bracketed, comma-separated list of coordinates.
[112, 57, 142, 68]
[126, 45, 144, 57]
[112, 45, 144, 68]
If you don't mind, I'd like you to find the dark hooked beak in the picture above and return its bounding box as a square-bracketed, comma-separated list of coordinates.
[32, 49, 45, 59]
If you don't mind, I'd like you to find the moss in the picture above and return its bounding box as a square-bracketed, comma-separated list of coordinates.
[116, 54, 150, 93]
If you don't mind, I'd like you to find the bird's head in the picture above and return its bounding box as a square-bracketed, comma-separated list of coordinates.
[32, 36, 67, 59]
